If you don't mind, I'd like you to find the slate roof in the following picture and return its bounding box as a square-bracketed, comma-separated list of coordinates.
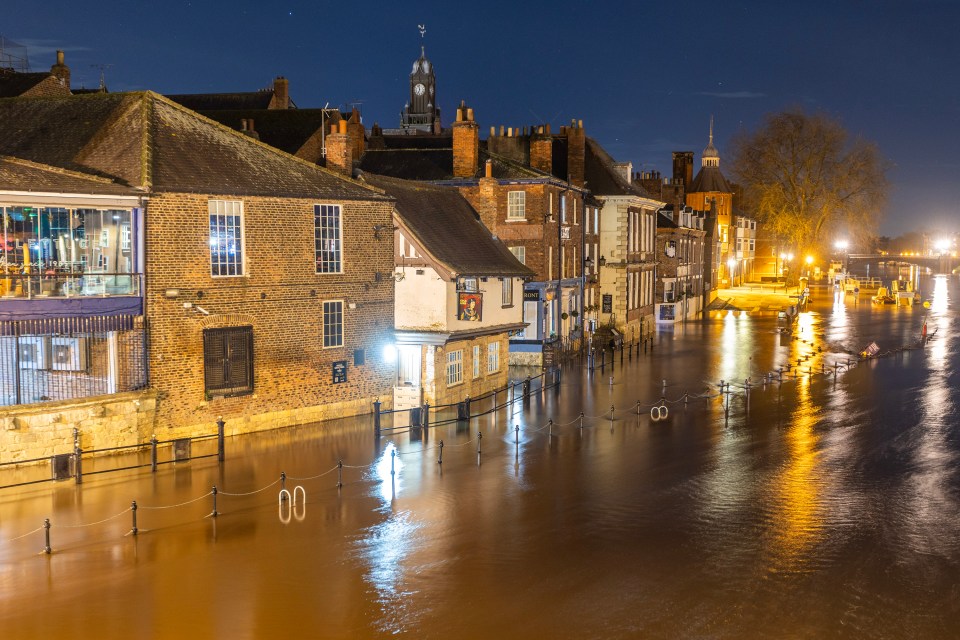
[359, 139, 547, 182]
[0, 156, 140, 195]
[689, 165, 732, 193]
[584, 137, 659, 200]
[0, 72, 53, 98]
[165, 91, 275, 112]
[0, 92, 389, 201]
[362, 174, 534, 278]
[194, 108, 329, 155]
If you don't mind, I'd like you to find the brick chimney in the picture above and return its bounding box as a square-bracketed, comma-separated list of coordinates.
[325, 120, 352, 176]
[566, 119, 585, 187]
[672, 151, 694, 186]
[346, 107, 366, 160]
[239, 119, 260, 140]
[270, 76, 290, 109]
[452, 100, 479, 178]
[50, 50, 70, 90]
[474, 159, 499, 232]
[530, 125, 552, 174]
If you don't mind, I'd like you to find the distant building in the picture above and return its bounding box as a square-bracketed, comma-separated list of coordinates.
[395, 45, 441, 134]
[655, 206, 706, 323]
[0, 50, 72, 98]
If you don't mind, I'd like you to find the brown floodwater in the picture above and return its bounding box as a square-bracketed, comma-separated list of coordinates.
[1, 272, 958, 639]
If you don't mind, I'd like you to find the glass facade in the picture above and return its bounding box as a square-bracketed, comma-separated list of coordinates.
[1, 206, 137, 297]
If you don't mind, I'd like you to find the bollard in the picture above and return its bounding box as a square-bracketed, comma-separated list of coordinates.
[337, 460, 343, 488]
[438, 440, 444, 465]
[610, 375, 614, 387]
[477, 432, 483, 455]
[779, 368, 783, 383]
[465, 397, 472, 418]
[73, 428, 83, 485]
[523, 377, 531, 399]
[637, 400, 641, 416]
[280, 471, 287, 496]
[373, 399, 382, 436]
[43, 518, 51, 554]
[549, 419, 553, 437]
[151, 435, 158, 473]
[131, 500, 138, 536]
[423, 402, 430, 429]
[211, 486, 219, 518]
[515, 425, 520, 444]
[579, 412, 584, 433]
[662, 379, 667, 395]
[610, 405, 615, 428]
[554, 367, 561, 394]
[391, 449, 396, 476]
[217, 417, 225, 463]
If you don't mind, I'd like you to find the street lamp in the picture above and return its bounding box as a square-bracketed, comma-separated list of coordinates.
[727, 258, 736, 287]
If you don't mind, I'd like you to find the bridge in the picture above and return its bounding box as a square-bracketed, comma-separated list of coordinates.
[847, 254, 956, 274]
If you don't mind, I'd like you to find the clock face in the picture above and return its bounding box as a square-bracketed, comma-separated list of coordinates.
[421, 60, 430, 73]
[414, 83, 425, 96]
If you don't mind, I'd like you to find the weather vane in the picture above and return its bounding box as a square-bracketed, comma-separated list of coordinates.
[418, 24, 426, 39]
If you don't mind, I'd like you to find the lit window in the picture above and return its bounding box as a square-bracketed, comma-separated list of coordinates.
[502, 277, 513, 306]
[315, 204, 343, 273]
[472, 345, 481, 378]
[209, 200, 244, 277]
[323, 300, 344, 348]
[507, 191, 526, 219]
[120, 224, 131, 251]
[459, 277, 479, 292]
[447, 349, 463, 385]
[487, 341, 500, 373]
[560, 195, 567, 224]
[509, 246, 526, 264]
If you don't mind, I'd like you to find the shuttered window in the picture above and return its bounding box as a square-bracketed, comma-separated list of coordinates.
[203, 326, 254, 396]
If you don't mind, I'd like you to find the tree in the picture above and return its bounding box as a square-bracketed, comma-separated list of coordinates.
[729, 110, 888, 256]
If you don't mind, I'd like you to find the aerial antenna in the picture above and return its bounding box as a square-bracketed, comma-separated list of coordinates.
[90, 63, 113, 90]
[0, 35, 30, 72]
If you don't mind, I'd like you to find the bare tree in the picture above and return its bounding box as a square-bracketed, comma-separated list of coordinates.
[730, 110, 889, 255]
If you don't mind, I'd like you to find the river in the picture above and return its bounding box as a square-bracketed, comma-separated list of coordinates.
[1, 270, 957, 639]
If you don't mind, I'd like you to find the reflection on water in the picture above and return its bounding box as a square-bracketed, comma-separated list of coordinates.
[1, 274, 958, 638]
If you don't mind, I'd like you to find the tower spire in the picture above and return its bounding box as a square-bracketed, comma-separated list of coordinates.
[709, 115, 714, 147]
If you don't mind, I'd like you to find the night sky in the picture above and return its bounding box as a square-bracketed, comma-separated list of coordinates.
[6, 0, 959, 237]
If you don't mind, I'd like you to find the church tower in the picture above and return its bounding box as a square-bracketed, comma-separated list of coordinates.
[400, 29, 440, 133]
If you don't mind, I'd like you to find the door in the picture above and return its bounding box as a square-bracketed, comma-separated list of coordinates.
[394, 345, 422, 410]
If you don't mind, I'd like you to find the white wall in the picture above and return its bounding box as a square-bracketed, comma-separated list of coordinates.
[395, 267, 448, 330]
[445, 277, 524, 329]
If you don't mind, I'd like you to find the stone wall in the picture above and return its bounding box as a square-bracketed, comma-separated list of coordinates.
[0, 390, 157, 463]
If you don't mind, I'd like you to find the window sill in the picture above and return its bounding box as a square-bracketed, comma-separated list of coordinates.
[505, 218, 527, 223]
[501, 304, 514, 309]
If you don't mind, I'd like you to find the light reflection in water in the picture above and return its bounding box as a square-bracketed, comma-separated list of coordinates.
[374, 441, 403, 504]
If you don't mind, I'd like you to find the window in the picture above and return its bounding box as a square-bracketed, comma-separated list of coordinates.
[323, 301, 344, 348]
[473, 345, 481, 379]
[203, 326, 254, 396]
[120, 223, 131, 251]
[507, 191, 526, 219]
[315, 204, 343, 273]
[487, 341, 500, 373]
[560, 195, 567, 224]
[509, 246, 526, 264]
[459, 277, 479, 292]
[502, 277, 513, 306]
[447, 349, 463, 385]
[209, 200, 244, 277]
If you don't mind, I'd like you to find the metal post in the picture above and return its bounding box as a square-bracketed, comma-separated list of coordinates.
[438, 440, 444, 465]
[211, 486, 218, 517]
[73, 428, 83, 485]
[515, 425, 519, 444]
[217, 417, 225, 463]
[548, 419, 553, 437]
[337, 460, 343, 488]
[131, 500, 138, 536]
[579, 412, 584, 433]
[523, 377, 531, 399]
[391, 449, 396, 476]
[280, 471, 286, 496]
[662, 379, 667, 395]
[477, 431, 482, 454]
[637, 401, 641, 416]
[373, 399, 382, 436]
[43, 518, 51, 554]
[151, 435, 158, 473]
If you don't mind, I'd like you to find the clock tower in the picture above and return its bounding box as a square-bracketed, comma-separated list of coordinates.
[400, 44, 440, 133]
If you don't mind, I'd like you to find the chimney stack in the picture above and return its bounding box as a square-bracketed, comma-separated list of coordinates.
[672, 151, 694, 186]
[452, 100, 479, 178]
[530, 125, 553, 174]
[346, 107, 365, 160]
[566, 119, 585, 188]
[325, 120, 353, 176]
[271, 76, 290, 109]
[50, 50, 70, 90]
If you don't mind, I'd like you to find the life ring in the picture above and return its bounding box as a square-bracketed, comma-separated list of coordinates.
[649, 405, 668, 421]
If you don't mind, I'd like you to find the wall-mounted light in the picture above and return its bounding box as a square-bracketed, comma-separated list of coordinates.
[164, 289, 180, 299]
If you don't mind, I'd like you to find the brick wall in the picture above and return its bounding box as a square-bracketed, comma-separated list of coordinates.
[144, 192, 396, 436]
[428, 333, 510, 405]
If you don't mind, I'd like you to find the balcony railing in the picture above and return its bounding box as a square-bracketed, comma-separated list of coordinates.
[0, 273, 142, 299]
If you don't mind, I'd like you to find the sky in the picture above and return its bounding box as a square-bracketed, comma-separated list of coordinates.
[5, 0, 959, 237]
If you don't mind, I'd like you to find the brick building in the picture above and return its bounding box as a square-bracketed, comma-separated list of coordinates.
[655, 206, 707, 323]
[0, 50, 73, 99]
[0, 91, 396, 444]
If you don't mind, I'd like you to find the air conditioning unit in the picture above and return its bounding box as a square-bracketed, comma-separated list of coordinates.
[19, 336, 51, 370]
[51, 337, 88, 371]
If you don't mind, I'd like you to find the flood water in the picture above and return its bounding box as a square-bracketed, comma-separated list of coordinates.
[1, 271, 958, 639]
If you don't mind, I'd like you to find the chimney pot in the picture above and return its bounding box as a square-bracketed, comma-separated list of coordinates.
[467, 108, 474, 121]
[56, 50, 64, 65]
[485, 159, 493, 178]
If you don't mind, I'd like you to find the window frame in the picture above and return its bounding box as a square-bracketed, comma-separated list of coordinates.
[509, 246, 526, 264]
[472, 345, 481, 379]
[315, 204, 344, 274]
[487, 341, 500, 373]
[446, 349, 464, 386]
[507, 191, 526, 220]
[502, 277, 513, 306]
[322, 300, 345, 348]
[209, 200, 245, 278]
